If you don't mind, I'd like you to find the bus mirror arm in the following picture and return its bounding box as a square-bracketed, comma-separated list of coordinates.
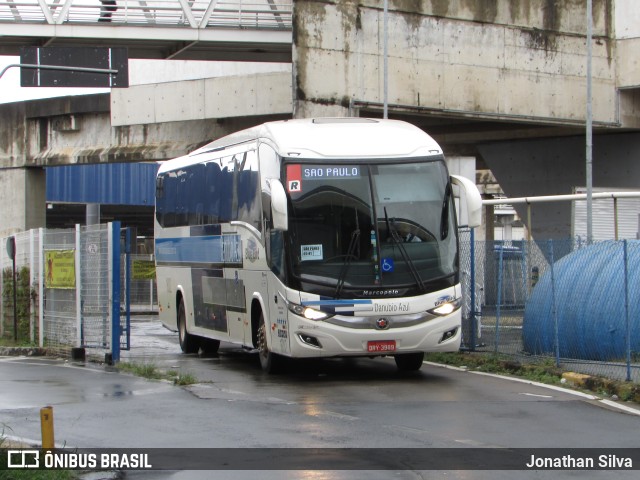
[270, 179, 289, 231]
[450, 175, 482, 228]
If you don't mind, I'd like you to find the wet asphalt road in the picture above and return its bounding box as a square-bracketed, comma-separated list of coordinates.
[1, 316, 640, 480]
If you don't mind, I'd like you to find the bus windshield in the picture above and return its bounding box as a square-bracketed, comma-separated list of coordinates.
[285, 160, 458, 298]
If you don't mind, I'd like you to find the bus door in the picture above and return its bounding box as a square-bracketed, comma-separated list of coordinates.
[225, 266, 247, 344]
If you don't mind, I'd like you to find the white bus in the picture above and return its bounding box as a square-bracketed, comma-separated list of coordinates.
[154, 118, 482, 372]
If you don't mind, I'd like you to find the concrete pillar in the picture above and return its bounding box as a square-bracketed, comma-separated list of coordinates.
[0, 167, 46, 237]
[86, 203, 100, 226]
[293, 100, 349, 119]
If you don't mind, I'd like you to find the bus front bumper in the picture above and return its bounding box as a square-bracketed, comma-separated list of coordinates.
[286, 311, 461, 358]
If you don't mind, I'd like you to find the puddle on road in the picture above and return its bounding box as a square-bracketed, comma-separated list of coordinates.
[185, 384, 295, 405]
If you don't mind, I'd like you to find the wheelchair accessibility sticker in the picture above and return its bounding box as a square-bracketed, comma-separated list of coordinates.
[381, 258, 394, 272]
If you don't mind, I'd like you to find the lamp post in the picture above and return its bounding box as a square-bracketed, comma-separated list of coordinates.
[586, 0, 593, 244]
[383, 0, 388, 119]
[6, 237, 18, 341]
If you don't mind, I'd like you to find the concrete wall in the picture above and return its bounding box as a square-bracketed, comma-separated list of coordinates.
[0, 90, 292, 168]
[293, 0, 619, 125]
[0, 102, 45, 236]
[0, 168, 45, 237]
[111, 71, 293, 126]
[0, 102, 27, 169]
[0, 91, 289, 234]
[615, 0, 640, 122]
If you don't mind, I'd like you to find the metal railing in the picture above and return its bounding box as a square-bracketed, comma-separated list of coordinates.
[0, 0, 292, 29]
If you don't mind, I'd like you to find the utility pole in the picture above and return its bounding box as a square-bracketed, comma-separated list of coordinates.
[586, 0, 593, 243]
[383, 0, 388, 119]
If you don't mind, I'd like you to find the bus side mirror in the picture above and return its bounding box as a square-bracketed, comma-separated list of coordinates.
[450, 174, 482, 228]
[270, 179, 289, 231]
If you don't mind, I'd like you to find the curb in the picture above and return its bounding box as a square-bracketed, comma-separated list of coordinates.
[424, 361, 640, 416]
[561, 371, 640, 403]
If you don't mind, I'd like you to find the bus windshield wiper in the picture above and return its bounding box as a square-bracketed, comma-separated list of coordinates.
[385, 207, 426, 292]
[335, 209, 361, 298]
[440, 183, 451, 240]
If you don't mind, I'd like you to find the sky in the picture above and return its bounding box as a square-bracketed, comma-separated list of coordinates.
[0, 55, 109, 104]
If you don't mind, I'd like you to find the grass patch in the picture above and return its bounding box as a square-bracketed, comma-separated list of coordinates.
[173, 372, 199, 386]
[1, 426, 78, 480]
[0, 337, 38, 348]
[117, 361, 164, 380]
[424, 352, 564, 384]
[0, 468, 79, 480]
[117, 361, 199, 385]
[424, 352, 640, 405]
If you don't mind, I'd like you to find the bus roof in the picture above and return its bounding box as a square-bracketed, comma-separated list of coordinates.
[158, 118, 443, 173]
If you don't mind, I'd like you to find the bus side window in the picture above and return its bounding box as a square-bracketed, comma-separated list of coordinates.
[186, 164, 205, 225]
[205, 162, 221, 224]
[155, 176, 164, 199]
[270, 230, 285, 279]
[236, 150, 261, 232]
[219, 164, 233, 223]
[155, 174, 165, 226]
[175, 169, 187, 226]
[159, 173, 178, 227]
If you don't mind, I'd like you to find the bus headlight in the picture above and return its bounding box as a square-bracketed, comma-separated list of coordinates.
[428, 298, 462, 316]
[287, 302, 333, 321]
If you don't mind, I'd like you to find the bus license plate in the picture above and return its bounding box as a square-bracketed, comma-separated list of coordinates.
[367, 340, 396, 353]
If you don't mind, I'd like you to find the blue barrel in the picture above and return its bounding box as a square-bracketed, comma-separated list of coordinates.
[523, 240, 640, 361]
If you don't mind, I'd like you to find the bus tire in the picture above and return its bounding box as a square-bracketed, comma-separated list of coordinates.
[201, 338, 220, 355]
[257, 312, 281, 373]
[178, 300, 199, 354]
[394, 352, 424, 371]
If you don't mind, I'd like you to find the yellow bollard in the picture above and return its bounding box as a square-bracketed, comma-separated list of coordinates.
[40, 406, 55, 449]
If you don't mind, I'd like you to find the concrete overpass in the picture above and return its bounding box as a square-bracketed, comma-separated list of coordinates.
[0, 0, 292, 62]
[1, 0, 640, 239]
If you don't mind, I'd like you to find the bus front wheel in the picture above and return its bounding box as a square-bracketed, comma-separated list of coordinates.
[394, 352, 424, 371]
[178, 300, 199, 354]
[257, 313, 281, 373]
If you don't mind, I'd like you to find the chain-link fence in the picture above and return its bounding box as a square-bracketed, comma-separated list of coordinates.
[123, 254, 158, 313]
[1, 229, 40, 343]
[41, 227, 79, 357]
[460, 230, 640, 383]
[5, 220, 638, 385]
[79, 224, 112, 353]
[1, 223, 125, 361]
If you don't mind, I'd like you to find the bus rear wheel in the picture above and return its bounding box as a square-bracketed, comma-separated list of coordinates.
[257, 313, 281, 373]
[178, 300, 199, 354]
[394, 352, 424, 371]
[200, 338, 220, 355]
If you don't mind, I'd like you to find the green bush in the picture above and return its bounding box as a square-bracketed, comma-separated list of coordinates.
[2, 266, 37, 343]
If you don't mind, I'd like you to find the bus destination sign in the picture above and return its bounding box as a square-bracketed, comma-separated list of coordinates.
[302, 166, 360, 179]
[287, 165, 360, 194]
